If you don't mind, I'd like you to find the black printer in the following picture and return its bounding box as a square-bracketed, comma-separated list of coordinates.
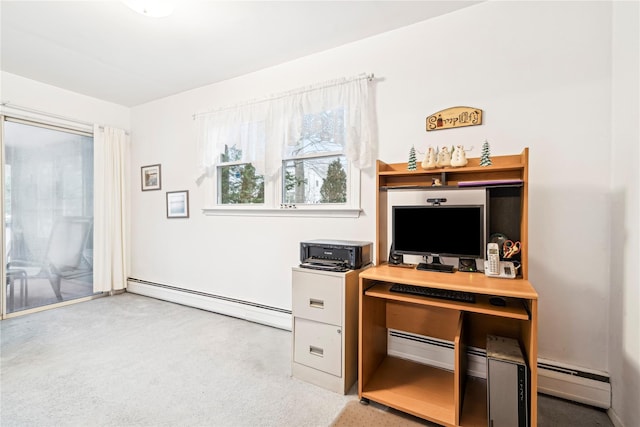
[300, 239, 373, 272]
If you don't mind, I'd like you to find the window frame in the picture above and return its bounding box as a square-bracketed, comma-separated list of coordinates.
[216, 159, 266, 206]
[204, 163, 360, 217]
[200, 76, 371, 218]
[281, 152, 351, 203]
[204, 123, 362, 218]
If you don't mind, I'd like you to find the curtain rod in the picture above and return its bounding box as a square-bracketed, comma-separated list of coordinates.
[0, 102, 129, 135]
[193, 72, 375, 120]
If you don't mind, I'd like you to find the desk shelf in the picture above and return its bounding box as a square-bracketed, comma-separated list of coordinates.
[361, 356, 457, 425]
[365, 282, 530, 321]
[362, 264, 537, 299]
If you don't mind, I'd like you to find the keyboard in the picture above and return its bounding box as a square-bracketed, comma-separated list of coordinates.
[389, 283, 476, 303]
[416, 262, 454, 273]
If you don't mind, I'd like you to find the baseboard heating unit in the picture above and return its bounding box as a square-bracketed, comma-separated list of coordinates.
[388, 329, 486, 378]
[127, 278, 292, 330]
[537, 359, 610, 409]
[388, 329, 611, 409]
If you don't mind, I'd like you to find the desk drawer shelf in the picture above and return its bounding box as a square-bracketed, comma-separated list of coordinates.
[365, 282, 530, 321]
[361, 356, 456, 425]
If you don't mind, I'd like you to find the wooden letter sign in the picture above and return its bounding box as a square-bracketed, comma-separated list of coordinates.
[426, 106, 483, 131]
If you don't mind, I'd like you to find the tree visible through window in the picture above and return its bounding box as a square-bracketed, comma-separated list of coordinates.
[219, 145, 264, 204]
[321, 158, 347, 203]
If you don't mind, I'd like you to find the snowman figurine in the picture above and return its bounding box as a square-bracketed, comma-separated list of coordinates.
[436, 146, 451, 167]
[421, 146, 437, 169]
[450, 145, 469, 167]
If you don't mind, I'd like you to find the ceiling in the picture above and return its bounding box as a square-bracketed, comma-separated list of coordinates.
[1, 1, 479, 107]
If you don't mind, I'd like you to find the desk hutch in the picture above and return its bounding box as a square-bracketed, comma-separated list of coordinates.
[358, 148, 538, 426]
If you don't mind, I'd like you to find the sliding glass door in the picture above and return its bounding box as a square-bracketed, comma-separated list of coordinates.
[3, 118, 95, 314]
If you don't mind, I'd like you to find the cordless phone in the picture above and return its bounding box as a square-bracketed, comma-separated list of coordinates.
[487, 243, 500, 275]
[484, 242, 517, 279]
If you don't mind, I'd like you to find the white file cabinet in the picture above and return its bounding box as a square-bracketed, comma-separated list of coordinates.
[291, 266, 361, 394]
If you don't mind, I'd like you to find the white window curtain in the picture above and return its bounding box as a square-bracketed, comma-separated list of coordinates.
[196, 103, 268, 183]
[273, 75, 373, 169]
[195, 73, 374, 184]
[93, 125, 129, 293]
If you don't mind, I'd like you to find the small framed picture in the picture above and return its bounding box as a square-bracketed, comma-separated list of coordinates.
[141, 164, 161, 191]
[166, 190, 189, 218]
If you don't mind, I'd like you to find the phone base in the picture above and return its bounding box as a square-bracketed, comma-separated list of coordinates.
[458, 258, 477, 272]
[484, 260, 517, 279]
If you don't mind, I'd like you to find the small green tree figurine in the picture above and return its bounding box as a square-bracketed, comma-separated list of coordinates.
[408, 145, 417, 170]
[480, 140, 492, 166]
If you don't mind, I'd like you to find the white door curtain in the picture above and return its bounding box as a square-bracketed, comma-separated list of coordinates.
[93, 125, 129, 294]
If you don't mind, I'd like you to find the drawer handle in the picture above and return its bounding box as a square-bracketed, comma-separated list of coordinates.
[309, 346, 324, 357]
[309, 298, 324, 309]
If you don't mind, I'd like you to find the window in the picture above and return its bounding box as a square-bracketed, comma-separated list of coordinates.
[218, 144, 264, 204]
[283, 108, 348, 205]
[197, 74, 373, 217]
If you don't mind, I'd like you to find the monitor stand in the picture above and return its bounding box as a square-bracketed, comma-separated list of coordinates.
[416, 256, 455, 273]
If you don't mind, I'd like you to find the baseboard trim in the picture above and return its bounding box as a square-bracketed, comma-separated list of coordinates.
[127, 279, 612, 409]
[127, 278, 292, 331]
[538, 359, 611, 409]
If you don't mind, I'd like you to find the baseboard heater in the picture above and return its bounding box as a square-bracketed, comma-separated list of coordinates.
[388, 329, 611, 409]
[127, 277, 292, 331]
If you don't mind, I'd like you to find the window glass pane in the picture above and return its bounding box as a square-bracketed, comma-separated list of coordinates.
[220, 144, 243, 163]
[4, 120, 94, 312]
[218, 144, 264, 204]
[283, 155, 347, 204]
[285, 108, 345, 158]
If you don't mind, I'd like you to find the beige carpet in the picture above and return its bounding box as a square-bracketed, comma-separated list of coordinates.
[330, 400, 437, 426]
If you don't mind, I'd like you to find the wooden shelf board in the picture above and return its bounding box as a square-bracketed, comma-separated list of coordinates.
[365, 282, 530, 321]
[460, 377, 488, 427]
[361, 356, 456, 425]
[378, 165, 524, 177]
[361, 264, 538, 300]
[377, 151, 526, 174]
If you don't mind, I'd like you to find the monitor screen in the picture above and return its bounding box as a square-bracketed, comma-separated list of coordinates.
[392, 205, 484, 259]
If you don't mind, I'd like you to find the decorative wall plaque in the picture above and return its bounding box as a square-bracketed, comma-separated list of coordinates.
[426, 106, 483, 131]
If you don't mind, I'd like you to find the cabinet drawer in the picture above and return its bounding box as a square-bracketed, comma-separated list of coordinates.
[292, 270, 342, 325]
[294, 318, 342, 377]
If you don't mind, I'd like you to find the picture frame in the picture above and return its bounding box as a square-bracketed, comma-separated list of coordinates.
[166, 190, 189, 218]
[141, 164, 161, 191]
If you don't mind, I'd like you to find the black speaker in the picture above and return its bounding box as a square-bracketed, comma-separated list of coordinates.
[388, 245, 403, 265]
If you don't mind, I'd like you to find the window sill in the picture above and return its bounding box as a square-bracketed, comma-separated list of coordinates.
[202, 207, 362, 218]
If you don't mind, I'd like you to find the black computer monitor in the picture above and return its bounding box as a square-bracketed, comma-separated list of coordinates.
[392, 204, 484, 270]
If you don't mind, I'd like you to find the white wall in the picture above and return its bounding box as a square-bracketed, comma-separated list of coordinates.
[0, 72, 130, 131]
[6, 0, 633, 420]
[608, 1, 639, 425]
[130, 0, 616, 373]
